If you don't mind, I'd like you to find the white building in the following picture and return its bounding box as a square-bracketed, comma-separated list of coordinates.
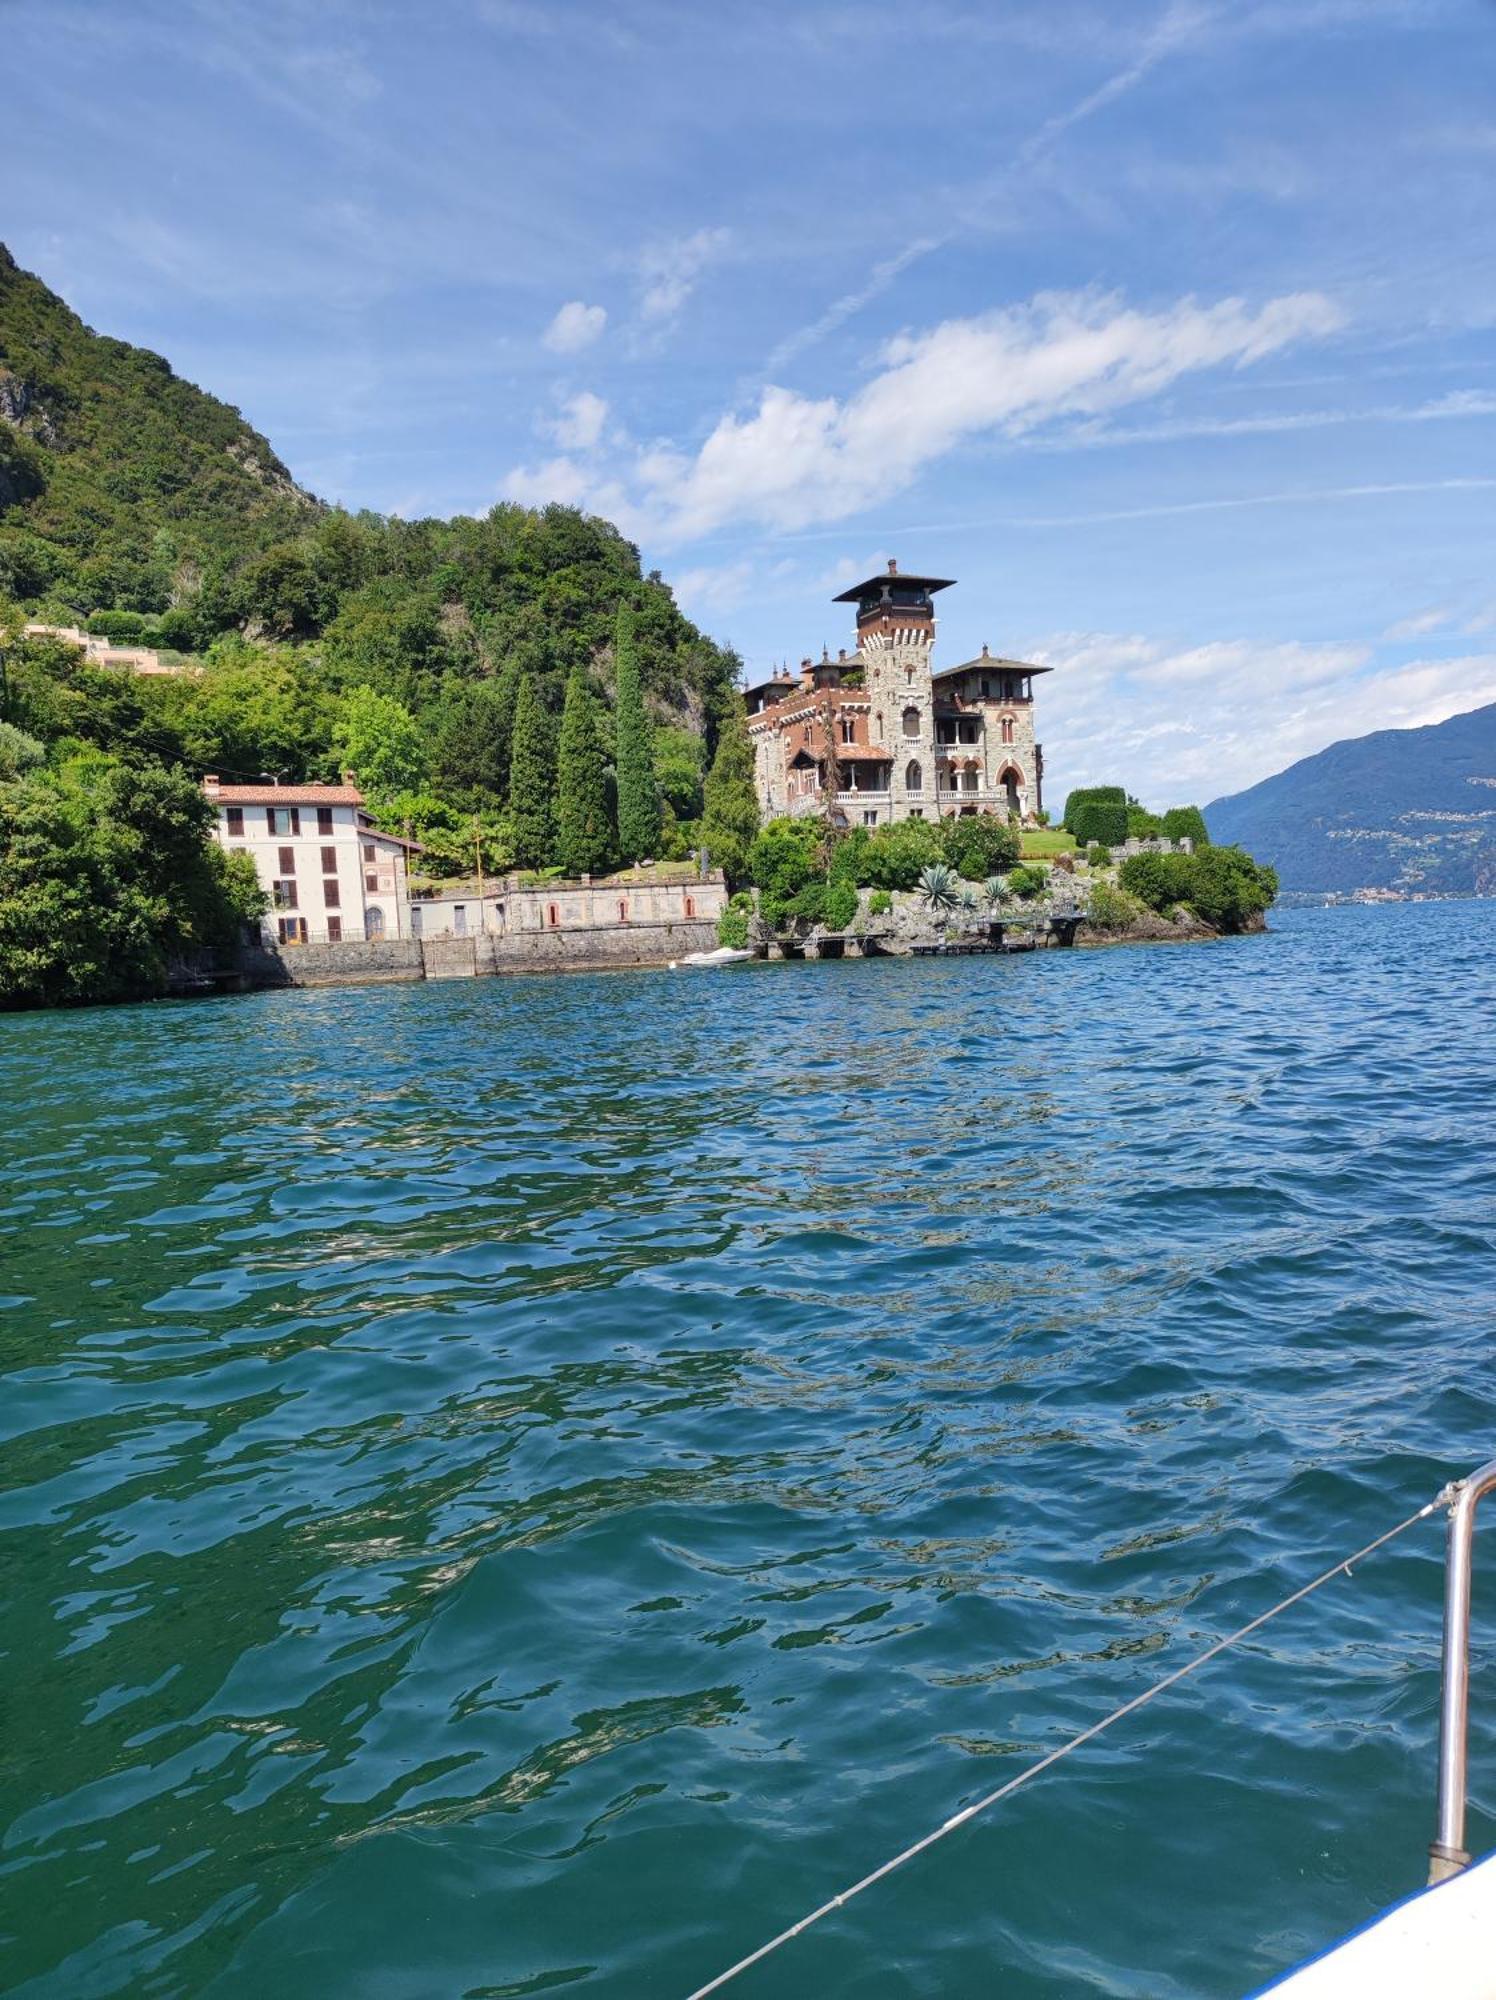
[203, 778, 416, 945]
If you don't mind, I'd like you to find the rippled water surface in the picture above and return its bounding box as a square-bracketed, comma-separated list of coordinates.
[3, 902, 1494, 1998]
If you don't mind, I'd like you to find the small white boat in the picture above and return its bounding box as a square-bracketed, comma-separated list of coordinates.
[673, 947, 755, 968]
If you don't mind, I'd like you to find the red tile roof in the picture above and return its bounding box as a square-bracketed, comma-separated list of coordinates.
[203, 781, 364, 805]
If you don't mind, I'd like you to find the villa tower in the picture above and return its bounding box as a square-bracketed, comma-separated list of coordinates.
[745, 561, 1049, 829]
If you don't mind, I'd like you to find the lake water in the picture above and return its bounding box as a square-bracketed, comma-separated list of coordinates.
[2, 902, 1494, 1998]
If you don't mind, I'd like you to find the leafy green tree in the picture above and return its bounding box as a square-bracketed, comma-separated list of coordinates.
[941, 812, 1020, 881]
[556, 666, 614, 877]
[331, 686, 427, 799]
[700, 695, 759, 886]
[614, 606, 660, 863]
[508, 673, 556, 868]
[653, 726, 705, 823]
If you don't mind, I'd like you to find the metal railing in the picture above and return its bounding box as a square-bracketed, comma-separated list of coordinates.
[1429, 1457, 1496, 1882]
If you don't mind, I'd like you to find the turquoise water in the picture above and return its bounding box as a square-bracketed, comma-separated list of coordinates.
[2, 902, 1493, 1998]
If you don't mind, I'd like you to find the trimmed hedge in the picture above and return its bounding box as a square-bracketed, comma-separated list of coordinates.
[1071, 800, 1128, 848]
[1062, 784, 1124, 831]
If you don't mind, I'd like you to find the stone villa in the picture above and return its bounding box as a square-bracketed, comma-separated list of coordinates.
[746, 562, 1048, 827]
[203, 777, 416, 944]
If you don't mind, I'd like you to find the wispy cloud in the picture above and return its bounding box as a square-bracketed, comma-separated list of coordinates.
[637, 227, 730, 324]
[1038, 629, 1496, 806]
[506, 286, 1343, 541]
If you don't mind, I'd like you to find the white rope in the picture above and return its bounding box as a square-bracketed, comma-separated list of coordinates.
[685, 1486, 1454, 1998]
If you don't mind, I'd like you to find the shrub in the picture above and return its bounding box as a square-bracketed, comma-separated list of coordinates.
[917, 862, 961, 910]
[941, 811, 1021, 880]
[1062, 784, 1125, 831]
[860, 816, 945, 889]
[868, 888, 892, 916]
[749, 817, 821, 898]
[1126, 805, 1162, 840]
[1161, 805, 1210, 847]
[822, 879, 858, 931]
[1007, 862, 1048, 899]
[84, 610, 148, 641]
[1119, 846, 1276, 931]
[828, 825, 870, 885]
[1086, 843, 1111, 868]
[788, 880, 828, 925]
[1088, 880, 1147, 931]
[1118, 850, 1196, 913]
[1071, 800, 1128, 847]
[717, 905, 750, 949]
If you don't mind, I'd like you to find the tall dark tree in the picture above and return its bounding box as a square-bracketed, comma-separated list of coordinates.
[429, 680, 512, 807]
[488, 654, 524, 803]
[700, 693, 760, 887]
[508, 672, 555, 868]
[556, 665, 614, 878]
[613, 605, 660, 864]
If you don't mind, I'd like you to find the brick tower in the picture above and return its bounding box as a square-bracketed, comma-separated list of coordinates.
[833, 560, 954, 819]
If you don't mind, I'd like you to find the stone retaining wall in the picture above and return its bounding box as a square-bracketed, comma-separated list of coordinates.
[235, 919, 719, 990]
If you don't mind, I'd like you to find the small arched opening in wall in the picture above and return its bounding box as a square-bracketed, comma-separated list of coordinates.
[1000, 714, 1016, 744]
[364, 906, 385, 941]
[998, 765, 1022, 815]
[901, 706, 920, 738]
[905, 759, 924, 793]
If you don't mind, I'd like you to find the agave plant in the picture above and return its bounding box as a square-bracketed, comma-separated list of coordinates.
[916, 861, 961, 911]
[981, 875, 1006, 910]
[958, 885, 980, 916]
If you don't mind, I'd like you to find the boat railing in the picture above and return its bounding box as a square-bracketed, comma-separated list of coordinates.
[1428, 1456, 1496, 1882]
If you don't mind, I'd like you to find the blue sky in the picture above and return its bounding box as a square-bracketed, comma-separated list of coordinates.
[4, 0, 1495, 805]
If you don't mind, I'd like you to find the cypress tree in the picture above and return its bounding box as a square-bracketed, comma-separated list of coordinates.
[613, 605, 661, 864]
[700, 693, 760, 887]
[489, 654, 524, 804]
[556, 665, 614, 878]
[508, 673, 556, 868]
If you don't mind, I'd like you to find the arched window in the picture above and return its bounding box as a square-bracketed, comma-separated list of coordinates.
[1001, 714, 1015, 744]
[840, 718, 855, 745]
[905, 760, 923, 793]
[364, 906, 385, 940]
[902, 706, 920, 738]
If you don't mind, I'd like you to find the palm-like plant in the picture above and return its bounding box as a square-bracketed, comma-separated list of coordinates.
[982, 874, 1006, 910]
[917, 861, 961, 911]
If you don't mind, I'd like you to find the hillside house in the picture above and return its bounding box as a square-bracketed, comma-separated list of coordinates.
[203, 778, 416, 944]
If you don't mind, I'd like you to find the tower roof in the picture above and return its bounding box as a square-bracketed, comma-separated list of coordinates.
[832, 557, 954, 603]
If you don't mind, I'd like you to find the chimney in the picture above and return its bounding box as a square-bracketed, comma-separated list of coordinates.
[887, 557, 898, 575]
[203, 774, 220, 791]
[800, 657, 814, 687]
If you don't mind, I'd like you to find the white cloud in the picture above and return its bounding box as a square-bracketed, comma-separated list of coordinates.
[1384, 607, 1452, 641]
[546, 389, 609, 450]
[542, 300, 607, 353]
[637, 227, 730, 323]
[503, 287, 1343, 542]
[1035, 628, 1496, 807]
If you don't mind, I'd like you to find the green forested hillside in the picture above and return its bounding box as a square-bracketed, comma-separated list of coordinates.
[0, 245, 751, 1003]
[1206, 702, 1496, 896]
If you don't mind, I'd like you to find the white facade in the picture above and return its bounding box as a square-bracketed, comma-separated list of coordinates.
[203, 779, 414, 944]
[409, 875, 725, 938]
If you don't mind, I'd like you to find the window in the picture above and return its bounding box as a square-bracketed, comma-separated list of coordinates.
[268, 807, 300, 836]
[909, 808, 924, 819]
[320, 844, 337, 874]
[902, 706, 920, 738]
[366, 873, 379, 893]
[225, 807, 244, 837]
[323, 879, 340, 909]
[409, 907, 422, 937]
[317, 807, 333, 835]
[279, 845, 295, 875]
[618, 899, 629, 922]
[326, 916, 342, 942]
[905, 759, 923, 792]
[840, 719, 855, 745]
[863, 810, 878, 827]
[547, 903, 560, 927]
[272, 880, 298, 910]
[1001, 715, 1015, 745]
[277, 916, 308, 945]
[685, 896, 696, 918]
[980, 678, 991, 698]
[454, 905, 467, 935]
[362, 841, 376, 861]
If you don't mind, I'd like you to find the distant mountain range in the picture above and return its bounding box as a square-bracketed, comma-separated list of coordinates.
[1206, 702, 1496, 897]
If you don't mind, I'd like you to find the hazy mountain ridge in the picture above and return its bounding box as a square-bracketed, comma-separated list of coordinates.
[1205, 702, 1496, 896]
